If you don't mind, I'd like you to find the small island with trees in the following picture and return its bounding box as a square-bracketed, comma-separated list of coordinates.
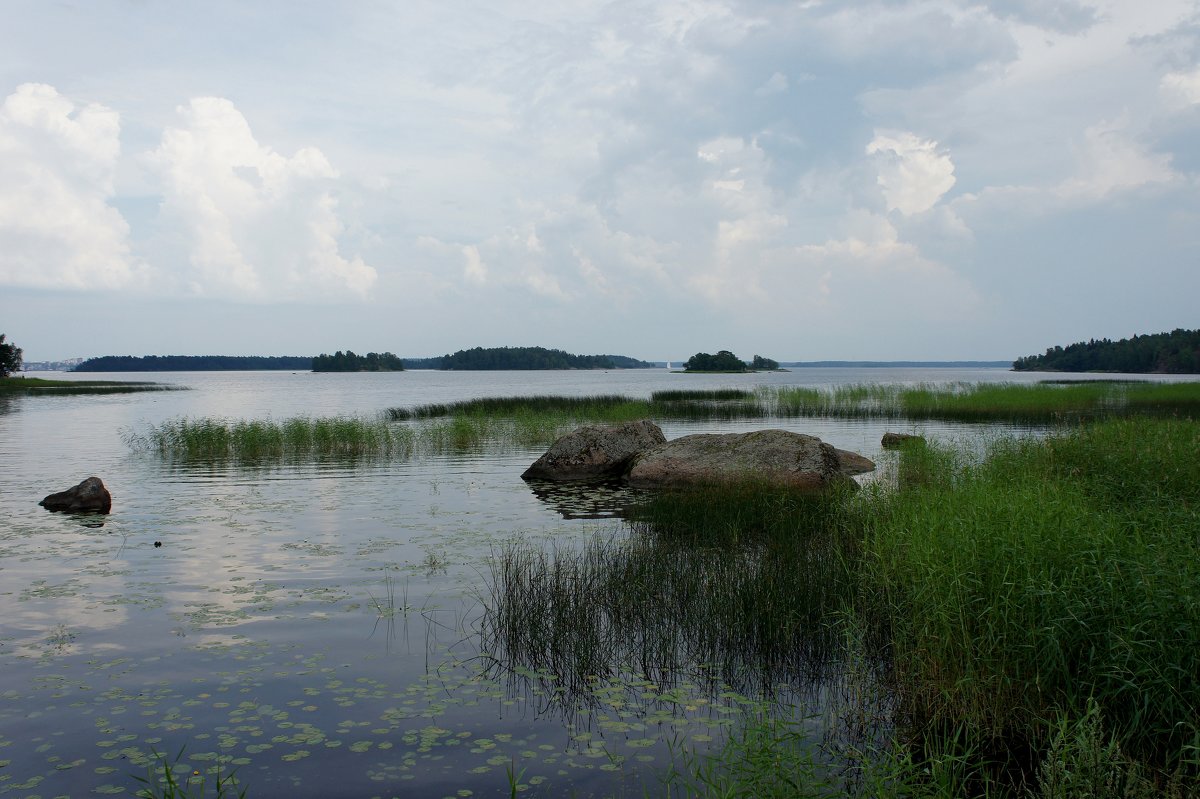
[1013, 329, 1200, 373]
[683, 351, 780, 372]
[433, 346, 654, 370]
[312, 351, 404, 372]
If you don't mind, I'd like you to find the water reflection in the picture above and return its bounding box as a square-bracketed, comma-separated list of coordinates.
[523, 477, 648, 520]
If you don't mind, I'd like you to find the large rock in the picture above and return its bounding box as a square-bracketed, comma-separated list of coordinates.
[628, 430, 873, 490]
[39, 476, 112, 514]
[522, 420, 667, 481]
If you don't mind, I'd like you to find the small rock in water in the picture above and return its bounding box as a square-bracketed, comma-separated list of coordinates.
[39, 476, 112, 514]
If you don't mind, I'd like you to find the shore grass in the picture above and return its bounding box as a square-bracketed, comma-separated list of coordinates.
[481, 417, 1200, 796]
[864, 420, 1200, 770]
[0, 376, 175, 395]
[124, 416, 416, 461]
[772, 380, 1200, 421]
[389, 382, 1200, 430]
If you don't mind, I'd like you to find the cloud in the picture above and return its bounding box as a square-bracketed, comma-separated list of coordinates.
[0, 83, 141, 290]
[867, 131, 957, 215]
[1162, 66, 1200, 106]
[1057, 119, 1176, 200]
[981, 0, 1099, 34]
[148, 97, 375, 301]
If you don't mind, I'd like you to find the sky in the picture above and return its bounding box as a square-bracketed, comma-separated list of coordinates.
[1, 0, 1198, 363]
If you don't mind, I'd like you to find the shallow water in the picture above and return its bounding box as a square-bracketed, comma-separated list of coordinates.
[1, 367, 1186, 797]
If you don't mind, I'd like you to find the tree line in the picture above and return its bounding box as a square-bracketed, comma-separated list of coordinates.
[1012, 329, 1200, 373]
[683, 351, 779, 372]
[312, 351, 404, 372]
[436, 346, 651, 370]
[74, 355, 313, 371]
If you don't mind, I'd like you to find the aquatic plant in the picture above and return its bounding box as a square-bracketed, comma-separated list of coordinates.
[0, 376, 176, 395]
[481, 417, 1200, 796]
[124, 416, 415, 462]
[859, 418, 1200, 784]
[133, 746, 247, 799]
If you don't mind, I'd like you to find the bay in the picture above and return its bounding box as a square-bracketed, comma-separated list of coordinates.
[0, 367, 1182, 797]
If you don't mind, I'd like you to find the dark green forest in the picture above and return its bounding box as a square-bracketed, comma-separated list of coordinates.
[436, 347, 653, 370]
[1013, 329, 1200, 373]
[312, 351, 404, 372]
[75, 355, 312, 372]
[684, 350, 749, 372]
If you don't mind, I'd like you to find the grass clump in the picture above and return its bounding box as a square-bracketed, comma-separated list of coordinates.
[860, 418, 1200, 787]
[125, 416, 414, 462]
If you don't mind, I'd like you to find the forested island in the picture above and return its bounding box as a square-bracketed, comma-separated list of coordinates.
[432, 347, 654, 370]
[75, 355, 312, 372]
[683, 351, 779, 372]
[69, 347, 657, 372]
[1013, 329, 1200, 373]
[312, 351, 404, 372]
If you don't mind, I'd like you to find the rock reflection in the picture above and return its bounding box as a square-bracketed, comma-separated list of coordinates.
[523, 478, 647, 520]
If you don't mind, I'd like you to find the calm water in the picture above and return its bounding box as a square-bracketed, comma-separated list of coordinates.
[0, 367, 1182, 797]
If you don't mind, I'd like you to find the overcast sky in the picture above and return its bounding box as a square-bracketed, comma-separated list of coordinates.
[2, 0, 1198, 362]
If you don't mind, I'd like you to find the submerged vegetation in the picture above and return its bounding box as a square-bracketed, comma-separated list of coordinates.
[482, 418, 1200, 796]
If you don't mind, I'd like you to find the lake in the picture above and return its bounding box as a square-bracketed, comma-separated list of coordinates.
[0, 367, 1181, 797]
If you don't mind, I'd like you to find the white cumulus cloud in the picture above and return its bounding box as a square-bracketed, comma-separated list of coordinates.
[0, 83, 141, 289]
[867, 131, 957, 215]
[149, 97, 375, 301]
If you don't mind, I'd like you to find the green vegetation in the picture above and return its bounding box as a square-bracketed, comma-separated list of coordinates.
[0, 333, 22, 377]
[1013, 328, 1200, 373]
[482, 418, 1200, 796]
[772, 380, 1200, 421]
[0, 376, 172, 394]
[311, 350, 404, 372]
[74, 355, 312, 371]
[684, 350, 749, 372]
[388, 382, 1200, 427]
[681, 351, 781, 372]
[749, 354, 780, 370]
[439, 345, 638, 370]
[133, 745, 247, 799]
[124, 417, 415, 461]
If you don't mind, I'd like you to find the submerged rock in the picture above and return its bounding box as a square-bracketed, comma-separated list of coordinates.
[881, 432, 925, 448]
[39, 476, 112, 514]
[628, 430, 874, 491]
[522, 420, 667, 481]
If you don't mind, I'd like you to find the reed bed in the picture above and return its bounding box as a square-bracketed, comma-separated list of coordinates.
[0, 376, 176, 395]
[481, 482, 861, 701]
[768, 380, 1200, 422]
[124, 416, 416, 462]
[480, 417, 1200, 795]
[859, 418, 1200, 789]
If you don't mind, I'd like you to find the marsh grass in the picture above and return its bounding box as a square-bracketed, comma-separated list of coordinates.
[0, 376, 176, 395]
[483, 417, 1200, 796]
[770, 381, 1200, 422]
[481, 482, 862, 704]
[124, 416, 415, 462]
[860, 418, 1200, 788]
